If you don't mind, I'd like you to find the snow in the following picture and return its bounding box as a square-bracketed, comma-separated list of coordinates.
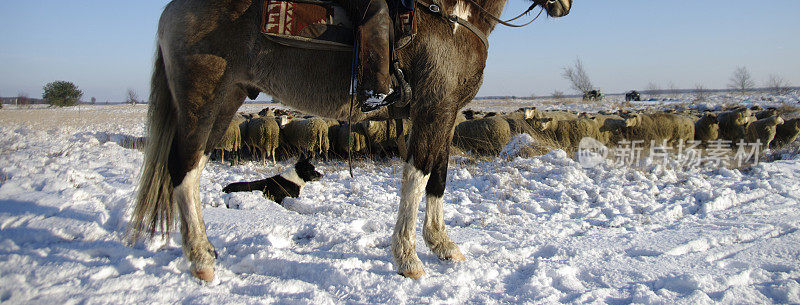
[1, 95, 800, 304]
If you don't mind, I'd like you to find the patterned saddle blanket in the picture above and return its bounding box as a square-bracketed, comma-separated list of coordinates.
[261, 0, 416, 52]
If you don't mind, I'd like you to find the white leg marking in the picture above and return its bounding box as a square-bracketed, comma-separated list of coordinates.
[391, 160, 430, 278]
[174, 155, 215, 281]
[424, 195, 465, 261]
[175, 155, 208, 243]
[452, 1, 473, 34]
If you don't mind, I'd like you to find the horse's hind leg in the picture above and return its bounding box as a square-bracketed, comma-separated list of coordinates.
[423, 146, 465, 262]
[169, 53, 245, 282]
[173, 153, 216, 281]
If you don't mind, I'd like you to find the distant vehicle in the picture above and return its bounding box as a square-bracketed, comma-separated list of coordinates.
[625, 90, 641, 101]
[583, 90, 603, 101]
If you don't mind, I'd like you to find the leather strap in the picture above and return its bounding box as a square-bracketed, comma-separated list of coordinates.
[415, 0, 489, 48]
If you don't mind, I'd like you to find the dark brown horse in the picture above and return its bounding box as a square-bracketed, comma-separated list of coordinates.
[129, 0, 571, 282]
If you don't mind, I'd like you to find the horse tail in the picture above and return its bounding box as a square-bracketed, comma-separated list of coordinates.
[127, 46, 178, 243]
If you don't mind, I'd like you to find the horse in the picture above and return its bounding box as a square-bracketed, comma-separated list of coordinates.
[128, 0, 572, 282]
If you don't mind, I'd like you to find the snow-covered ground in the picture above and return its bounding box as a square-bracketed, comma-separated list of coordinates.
[1, 95, 799, 304]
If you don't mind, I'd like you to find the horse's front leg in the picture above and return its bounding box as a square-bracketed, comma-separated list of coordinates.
[391, 160, 430, 279]
[392, 109, 461, 278]
[423, 146, 465, 262]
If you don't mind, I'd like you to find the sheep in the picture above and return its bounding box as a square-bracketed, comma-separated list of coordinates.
[280, 117, 330, 159]
[536, 110, 579, 121]
[242, 117, 280, 163]
[454, 112, 467, 129]
[216, 115, 244, 164]
[772, 118, 800, 148]
[362, 119, 412, 157]
[745, 115, 784, 149]
[258, 107, 275, 117]
[453, 116, 512, 155]
[593, 113, 638, 145]
[717, 107, 753, 143]
[532, 117, 603, 151]
[240, 112, 258, 120]
[694, 113, 719, 145]
[515, 107, 540, 120]
[755, 108, 778, 120]
[462, 109, 479, 120]
[503, 112, 537, 135]
[618, 113, 695, 146]
[334, 121, 370, 157]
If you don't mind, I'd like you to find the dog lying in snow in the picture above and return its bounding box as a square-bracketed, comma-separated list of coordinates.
[222, 156, 322, 205]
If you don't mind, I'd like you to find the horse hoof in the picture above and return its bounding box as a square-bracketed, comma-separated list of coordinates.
[447, 251, 466, 262]
[430, 241, 466, 262]
[192, 267, 215, 282]
[400, 268, 425, 280]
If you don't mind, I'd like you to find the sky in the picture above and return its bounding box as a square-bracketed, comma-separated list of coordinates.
[1, 0, 798, 102]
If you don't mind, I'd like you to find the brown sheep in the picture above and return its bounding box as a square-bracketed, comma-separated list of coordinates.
[533, 117, 602, 151]
[216, 115, 244, 164]
[361, 119, 411, 157]
[772, 118, 800, 148]
[755, 108, 778, 120]
[258, 107, 275, 117]
[535, 110, 579, 121]
[453, 117, 512, 155]
[694, 113, 719, 145]
[717, 108, 753, 143]
[745, 116, 784, 149]
[592, 114, 638, 145]
[503, 112, 537, 135]
[619, 113, 695, 146]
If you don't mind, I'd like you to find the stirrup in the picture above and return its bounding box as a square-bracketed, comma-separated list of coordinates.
[360, 62, 412, 113]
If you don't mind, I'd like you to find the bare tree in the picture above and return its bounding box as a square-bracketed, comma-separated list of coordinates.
[693, 83, 709, 102]
[766, 74, 791, 95]
[126, 89, 140, 105]
[645, 82, 661, 98]
[667, 81, 679, 98]
[91, 97, 97, 105]
[552, 90, 565, 100]
[562, 58, 594, 95]
[728, 66, 756, 95]
[16, 92, 30, 108]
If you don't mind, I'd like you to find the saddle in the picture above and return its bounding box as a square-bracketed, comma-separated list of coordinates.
[260, 0, 417, 52]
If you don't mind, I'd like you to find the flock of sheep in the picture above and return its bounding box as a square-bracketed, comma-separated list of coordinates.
[213, 105, 800, 164]
[215, 108, 411, 164]
[452, 105, 800, 156]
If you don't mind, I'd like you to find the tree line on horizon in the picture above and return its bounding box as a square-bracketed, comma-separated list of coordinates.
[1, 63, 796, 108]
[558, 58, 794, 102]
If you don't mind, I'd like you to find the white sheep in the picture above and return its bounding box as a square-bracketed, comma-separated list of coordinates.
[243, 117, 280, 163]
[280, 117, 330, 159]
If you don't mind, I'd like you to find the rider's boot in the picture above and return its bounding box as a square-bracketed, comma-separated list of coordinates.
[355, 0, 395, 111]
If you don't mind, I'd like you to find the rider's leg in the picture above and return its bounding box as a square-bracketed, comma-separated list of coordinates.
[337, 0, 394, 107]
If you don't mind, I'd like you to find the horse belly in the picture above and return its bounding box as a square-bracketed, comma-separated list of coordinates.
[254, 46, 356, 119]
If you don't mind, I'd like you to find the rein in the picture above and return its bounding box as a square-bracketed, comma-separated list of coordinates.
[465, 0, 545, 28]
[415, 0, 548, 48]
